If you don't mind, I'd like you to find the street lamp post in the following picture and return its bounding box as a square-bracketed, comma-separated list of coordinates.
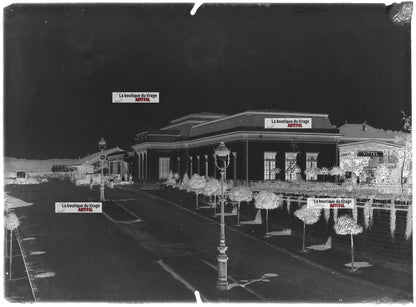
[214, 142, 231, 291]
[98, 137, 107, 201]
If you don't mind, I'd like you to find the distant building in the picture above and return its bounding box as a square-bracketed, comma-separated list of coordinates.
[4, 157, 79, 184]
[131, 110, 342, 182]
[338, 122, 401, 143]
[106, 150, 134, 181]
[338, 122, 408, 184]
[68, 147, 125, 179]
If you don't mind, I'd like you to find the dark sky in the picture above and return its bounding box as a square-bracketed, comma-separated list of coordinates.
[4, 3, 411, 159]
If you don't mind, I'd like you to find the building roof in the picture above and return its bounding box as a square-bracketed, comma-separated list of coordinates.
[338, 123, 398, 141]
[159, 112, 228, 136]
[189, 110, 336, 138]
[76, 147, 124, 165]
[131, 109, 341, 149]
[148, 129, 181, 136]
[246, 109, 330, 117]
[338, 139, 403, 149]
[169, 112, 227, 124]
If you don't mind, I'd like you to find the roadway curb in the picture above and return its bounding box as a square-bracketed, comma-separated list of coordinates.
[14, 229, 37, 302]
[125, 187, 411, 300]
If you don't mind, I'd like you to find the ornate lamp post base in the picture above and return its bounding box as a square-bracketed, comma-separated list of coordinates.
[216, 245, 229, 290]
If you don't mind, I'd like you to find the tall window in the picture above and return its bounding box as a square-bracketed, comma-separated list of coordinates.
[285, 152, 299, 181]
[264, 152, 277, 180]
[158, 157, 170, 179]
[306, 153, 319, 181]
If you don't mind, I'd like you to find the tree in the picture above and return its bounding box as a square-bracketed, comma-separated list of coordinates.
[285, 161, 301, 181]
[329, 167, 345, 183]
[402, 111, 412, 132]
[203, 178, 221, 214]
[203, 178, 221, 196]
[179, 172, 190, 190]
[188, 174, 207, 209]
[405, 204, 412, 240]
[397, 111, 412, 192]
[229, 186, 253, 225]
[254, 191, 282, 236]
[172, 173, 180, 187]
[304, 167, 318, 181]
[374, 164, 394, 184]
[341, 157, 369, 184]
[319, 167, 329, 182]
[334, 215, 363, 272]
[294, 205, 321, 252]
[173, 173, 180, 180]
[164, 170, 176, 187]
[5, 212, 20, 279]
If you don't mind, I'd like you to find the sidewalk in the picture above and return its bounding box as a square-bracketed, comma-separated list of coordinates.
[4, 229, 35, 302]
[144, 187, 412, 296]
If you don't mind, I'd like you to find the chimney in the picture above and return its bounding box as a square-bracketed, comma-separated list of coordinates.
[362, 121, 367, 131]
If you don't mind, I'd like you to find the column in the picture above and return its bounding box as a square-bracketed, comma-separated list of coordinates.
[190, 156, 193, 176]
[177, 157, 181, 175]
[232, 152, 237, 182]
[212, 153, 216, 179]
[197, 155, 201, 175]
[204, 155, 208, 178]
[144, 152, 147, 180]
[245, 137, 249, 185]
[137, 153, 142, 181]
[140, 153, 144, 180]
[141, 153, 145, 180]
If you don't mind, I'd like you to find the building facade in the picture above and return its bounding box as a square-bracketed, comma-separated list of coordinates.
[337, 122, 409, 184]
[131, 110, 342, 182]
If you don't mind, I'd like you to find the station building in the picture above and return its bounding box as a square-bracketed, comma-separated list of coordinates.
[131, 110, 343, 182]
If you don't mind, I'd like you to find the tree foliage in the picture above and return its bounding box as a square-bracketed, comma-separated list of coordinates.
[334, 215, 363, 235]
[294, 205, 321, 225]
[254, 191, 282, 210]
[229, 186, 253, 203]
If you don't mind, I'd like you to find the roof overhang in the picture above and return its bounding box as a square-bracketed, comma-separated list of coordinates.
[131, 130, 342, 152]
[338, 139, 402, 149]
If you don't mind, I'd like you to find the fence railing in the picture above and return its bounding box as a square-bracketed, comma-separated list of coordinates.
[224, 179, 412, 211]
[279, 195, 411, 212]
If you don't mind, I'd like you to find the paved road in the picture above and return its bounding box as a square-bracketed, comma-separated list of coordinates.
[5, 182, 195, 302]
[6, 182, 412, 303]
